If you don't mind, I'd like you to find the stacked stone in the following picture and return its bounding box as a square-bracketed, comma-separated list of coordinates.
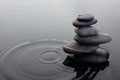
[63, 14, 112, 63]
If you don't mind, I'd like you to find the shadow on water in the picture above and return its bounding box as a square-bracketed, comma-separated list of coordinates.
[63, 56, 109, 80]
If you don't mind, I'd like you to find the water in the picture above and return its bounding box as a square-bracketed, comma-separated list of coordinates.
[0, 36, 119, 80]
[0, 36, 75, 80]
[0, 0, 120, 80]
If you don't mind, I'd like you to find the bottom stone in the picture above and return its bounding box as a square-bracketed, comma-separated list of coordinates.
[63, 42, 98, 54]
[68, 48, 109, 64]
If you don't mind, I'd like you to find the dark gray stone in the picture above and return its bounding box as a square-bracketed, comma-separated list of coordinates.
[74, 33, 112, 44]
[63, 42, 99, 54]
[71, 48, 109, 63]
[77, 14, 94, 21]
[73, 18, 97, 27]
[75, 26, 99, 37]
[95, 48, 109, 59]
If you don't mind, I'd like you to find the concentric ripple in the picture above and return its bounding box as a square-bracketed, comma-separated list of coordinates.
[37, 49, 63, 64]
[0, 35, 110, 80]
[0, 36, 75, 80]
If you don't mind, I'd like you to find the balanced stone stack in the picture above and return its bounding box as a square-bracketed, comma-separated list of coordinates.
[63, 14, 112, 63]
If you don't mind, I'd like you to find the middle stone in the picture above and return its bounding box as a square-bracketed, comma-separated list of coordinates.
[75, 26, 99, 37]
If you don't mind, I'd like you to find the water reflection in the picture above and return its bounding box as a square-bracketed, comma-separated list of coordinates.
[63, 56, 109, 80]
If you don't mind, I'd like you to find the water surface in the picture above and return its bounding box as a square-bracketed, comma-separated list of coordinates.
[0, 0, 120, 80]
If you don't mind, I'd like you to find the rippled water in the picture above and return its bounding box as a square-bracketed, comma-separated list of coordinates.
[0, 0, 120, 80]
[0, 36, 75, 80]
[0, 36, 118, 80]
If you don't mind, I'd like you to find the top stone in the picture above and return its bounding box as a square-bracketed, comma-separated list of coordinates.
[77, 14, 94, 21]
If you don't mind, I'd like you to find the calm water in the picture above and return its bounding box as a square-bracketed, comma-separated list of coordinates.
[0, 0, 120, 80]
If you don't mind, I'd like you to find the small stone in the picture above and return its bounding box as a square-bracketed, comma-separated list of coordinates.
[74, 33, 112, 44]
[70, 48, 109, 63]
[77, 14, 94, 21]
[73, 18, 97, 27]
[75, 26, 99, 37]
[63, 42, 99, 54]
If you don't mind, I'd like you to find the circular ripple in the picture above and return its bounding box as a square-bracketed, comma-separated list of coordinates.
[37, 49, 62, 63]
[0, 36, 75, 80]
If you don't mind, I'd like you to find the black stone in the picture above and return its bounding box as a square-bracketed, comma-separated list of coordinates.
[63, 42, 99, 54]
[74, 33, 112, 45]
[75, 26, 99, 37]
[70, 48, 109, 63]
[63, 55, 109, 67]
[73, 18, 97, 27]
[77, 14, 94, 21]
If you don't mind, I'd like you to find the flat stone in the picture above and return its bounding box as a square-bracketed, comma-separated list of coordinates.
[75, 26, 99, 37]
[63, 42, 98, 54]
[74, 33, 112, 44]
[71, 48, 109, 63]
[77, 14, 94, 21]
[73, 18, 97, 27]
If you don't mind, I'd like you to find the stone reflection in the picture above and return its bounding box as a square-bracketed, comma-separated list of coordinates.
[63, 55, 109, 80]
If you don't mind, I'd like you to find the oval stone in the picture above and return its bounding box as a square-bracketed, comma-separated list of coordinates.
[75, 26, 99, 37]
[71, 48, 109, 63]
[74, 33, 112, 45]
[73, 18, 97, 27]
[63, 42, 99, 54]
[77, 14, 94, 21]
